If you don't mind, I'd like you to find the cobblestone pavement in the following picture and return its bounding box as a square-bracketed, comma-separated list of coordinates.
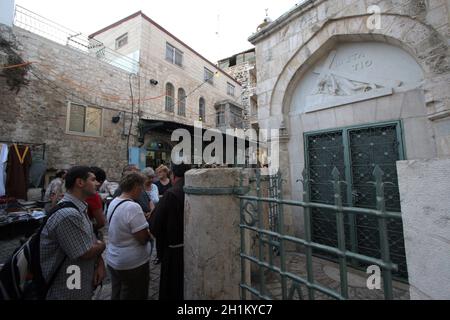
[0, 236, 22, 265]
[251, 251, 410, 300]
[93, 247, 161, 300]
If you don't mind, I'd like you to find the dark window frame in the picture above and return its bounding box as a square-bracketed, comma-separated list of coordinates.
[166, 42, 183, 67]
[204, 67, 214, 85]
[115, 33, 128, 49]
[165, 83, 175, 112]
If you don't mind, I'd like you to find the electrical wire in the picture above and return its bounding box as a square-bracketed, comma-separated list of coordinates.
[0, 61, 35, 69]
[127, 73, 135, 161]
[32, 61, 247, 124]
[26, 54, 252, 131]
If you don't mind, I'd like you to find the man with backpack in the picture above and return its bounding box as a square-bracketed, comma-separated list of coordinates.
[39, 166, 106, 300]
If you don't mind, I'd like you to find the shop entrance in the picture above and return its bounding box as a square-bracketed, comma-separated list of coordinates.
[146, 141, 173, 169]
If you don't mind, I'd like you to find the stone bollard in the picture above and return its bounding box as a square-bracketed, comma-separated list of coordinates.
[184, 168, 249, 300]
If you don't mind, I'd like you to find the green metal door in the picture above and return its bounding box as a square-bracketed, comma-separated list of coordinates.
[306, 122, 408, 279]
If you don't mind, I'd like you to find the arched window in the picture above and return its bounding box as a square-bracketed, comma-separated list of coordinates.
[199, 97, 205, 122]
[165, 83, 175, 112]
[178, 88, 186, 117]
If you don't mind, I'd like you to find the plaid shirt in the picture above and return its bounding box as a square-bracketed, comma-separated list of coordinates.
[40, 193, 97, 300]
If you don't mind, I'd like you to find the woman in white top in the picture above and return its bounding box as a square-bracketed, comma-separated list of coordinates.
[106, 172, 152, 300]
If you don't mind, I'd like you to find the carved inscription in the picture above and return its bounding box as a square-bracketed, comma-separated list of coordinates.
[334, 52, 374, 72]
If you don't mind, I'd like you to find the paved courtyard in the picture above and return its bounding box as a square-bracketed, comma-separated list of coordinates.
[1, 234, 409, 300]
[251, 251, 410, 300]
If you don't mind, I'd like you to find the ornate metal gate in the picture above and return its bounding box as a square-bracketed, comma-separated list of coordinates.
[238, 122, 409, 300]
[305, 122, 407, 279]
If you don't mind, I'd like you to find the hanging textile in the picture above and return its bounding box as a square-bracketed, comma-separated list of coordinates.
[0, 143, 8, 197]
[6, 144, 32, 200]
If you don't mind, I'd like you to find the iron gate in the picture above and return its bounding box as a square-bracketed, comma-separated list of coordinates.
[305, 122, 407, 279]
[238, 122, 409, 300]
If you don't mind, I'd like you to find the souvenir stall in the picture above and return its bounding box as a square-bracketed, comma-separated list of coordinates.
[0, 141, 47, 240]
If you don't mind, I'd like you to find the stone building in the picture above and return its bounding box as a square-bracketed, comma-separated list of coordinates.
[0, 6, 244, 182]
[218, 48, 258, 131]
[88, 11, 244, 168]
[0, 24, 134, 181]
[247, 0, 450, 298]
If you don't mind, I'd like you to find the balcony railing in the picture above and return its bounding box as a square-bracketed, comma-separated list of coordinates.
[13, 5, 139, 74]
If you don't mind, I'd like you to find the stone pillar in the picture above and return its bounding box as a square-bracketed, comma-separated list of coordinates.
[397, 158, 450, 299]
[184, 168, 249, 300]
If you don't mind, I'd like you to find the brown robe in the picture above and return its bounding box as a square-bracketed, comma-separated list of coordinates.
[149, 178, 185, 300]
[6, 144, 32, 200]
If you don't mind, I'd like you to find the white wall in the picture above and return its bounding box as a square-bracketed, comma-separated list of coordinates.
[397, 158, 450, 299]
[0, 0, 15, 27]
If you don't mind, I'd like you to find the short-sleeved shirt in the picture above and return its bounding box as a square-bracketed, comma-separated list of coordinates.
[106, 197, 151, 271]
[40, 193, 97, 300]
[146, 183, 159, 204]
[86, 192, 103, 219]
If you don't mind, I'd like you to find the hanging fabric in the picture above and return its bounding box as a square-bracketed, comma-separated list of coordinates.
[0, 143, 8, 197]
[13, 144, 29, 164]
[6, 144, 32, 200]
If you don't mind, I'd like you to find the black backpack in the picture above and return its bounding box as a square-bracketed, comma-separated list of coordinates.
[0, 201, 77, 300]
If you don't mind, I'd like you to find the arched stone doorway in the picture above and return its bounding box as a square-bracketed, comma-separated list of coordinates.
[279, 32, 433, 280]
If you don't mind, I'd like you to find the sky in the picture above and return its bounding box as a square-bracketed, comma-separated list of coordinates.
[15, 0, 300, 63]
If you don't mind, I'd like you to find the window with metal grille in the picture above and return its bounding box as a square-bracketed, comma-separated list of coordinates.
[204, 68, 214, 85]
[115, 33, 128, 49]
[165, 83, 175, 112]
[199, 97, 206, 122]
[230, 105, 243, 129]
[216, 106, 225, 126]
[227, 82, 235, 96]
[165, 43, 183, 67]
[178, 88, 186, 117]
[305, 123, 408, 280]
[67, 102, 102, 137]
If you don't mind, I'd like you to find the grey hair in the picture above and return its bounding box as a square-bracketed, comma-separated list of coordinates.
[142, 167, 155, 178]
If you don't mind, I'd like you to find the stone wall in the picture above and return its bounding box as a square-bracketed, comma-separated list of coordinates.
[397, 158, 450, 299]
[250, 0, 450, 151]
[248, 0, 450, 239]
[224, 61, 257, 129]
[0, 25, 136, 181]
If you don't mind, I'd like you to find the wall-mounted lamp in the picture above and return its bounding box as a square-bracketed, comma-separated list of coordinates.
[112, 112, 123, 124]
[150, 79, 159, 86]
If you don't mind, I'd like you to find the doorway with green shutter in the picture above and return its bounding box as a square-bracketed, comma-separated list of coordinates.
[304, 121, 408, 280]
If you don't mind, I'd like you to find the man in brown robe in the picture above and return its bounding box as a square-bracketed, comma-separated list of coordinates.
[6, 144, 32, 200]
[149, 162, 191, 300]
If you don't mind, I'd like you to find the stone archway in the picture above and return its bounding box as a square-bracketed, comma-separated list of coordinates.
[267, 14, 449, 131]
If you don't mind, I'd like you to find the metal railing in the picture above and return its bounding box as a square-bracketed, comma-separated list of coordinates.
[239, 166, 406, 300]
[13, 5, 139, 74]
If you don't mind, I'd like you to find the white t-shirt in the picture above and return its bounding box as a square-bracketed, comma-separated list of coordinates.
[106, 197, 151, 270]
